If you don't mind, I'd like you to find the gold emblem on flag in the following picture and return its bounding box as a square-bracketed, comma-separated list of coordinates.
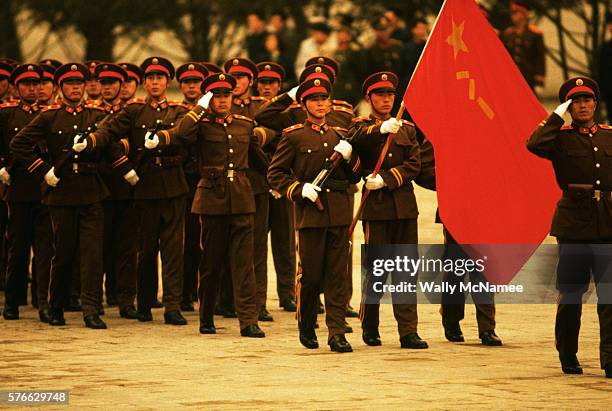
[446, 19, 469, 60]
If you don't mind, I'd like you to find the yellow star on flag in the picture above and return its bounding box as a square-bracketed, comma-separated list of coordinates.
[446, 19, 468, 59]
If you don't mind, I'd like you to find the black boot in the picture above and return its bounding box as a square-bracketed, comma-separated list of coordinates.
[49, 308, 66, 326]
[400, 333, 429, 349]
[299, 328, 319, 349]
[560, 355, 583, 375]
[362, 329, 382, 346]
[329, 334, 352, 353]
[240, 324, 266, 338]
[199, 321, 216, 334]
[480, 330, 503, 346]
[280, 297, 297, 312]
[2, 305, 19, 320]
[258, 307, 274, 322]
[164, 310, 187, 325]
[38, 308, 51, 323]
[444, 322, 465, 342]
[84, 314, 107, 329]
[119, 306, 142, 320]
[137, 309, 153, 322]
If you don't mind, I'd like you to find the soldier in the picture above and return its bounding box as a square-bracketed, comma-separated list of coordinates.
[222, 57, 276, 321]
[176, 62, 208, 312]
[10, 62, 111, 328]
[348, 72, 428, 349]
[144, 72, 267, 338]
[501, 1, 546, 90]
[201, 62, 222, 74]
[118, 63, 142, 103]
[365, 18, 404, 78]
[84, 60, 102, 103]
[0, 61, 12, 103]
[91, 57, 189, 325]
[0, 64, 53, 323]
[256, 61, 297, 313]
[267, 78, 361, 352]
[38, 59, 62, 106]
[527, 77, 612, 378]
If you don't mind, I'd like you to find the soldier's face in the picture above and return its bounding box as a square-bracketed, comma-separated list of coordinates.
[100, 79, 121, 102]
[233, 75, 252, 97]
[85, 79, 101, 99]
[511, 11, 527, 26]
[569, 96, 596, 123]
[257, 79, 280, 99]
[144, 74, 168, 98]
[61, 80, 85, 103]
[17, 80, 41, 104]
[210, 92, 232, 115]
[368, 91, 395, 116]
[304, 95, 330, 119]
[39, 80, 56, 102]
[0, 79, 8, 97]
[120, 79, 138, 100]
[180, 79, 203, 101]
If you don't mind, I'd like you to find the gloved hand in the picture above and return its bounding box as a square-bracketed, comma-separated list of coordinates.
[301, 183, 321, 203]
[144, 131, 159, 149]
[197, 91, 213, 110]
[0, 167, 11, 185]
[123, 169, 139, 186]
[269, 189, 282, 200]
[287, 86, 299, 101]
[44, 167, 60, 187]
[72, 135, 87, 152]
[365, 173, 386, 190]
[554, 99, 572, 117]
[334, 140, 352, 161]
[380, 118, 402, 134]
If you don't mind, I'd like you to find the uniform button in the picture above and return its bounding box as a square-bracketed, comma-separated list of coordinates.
[596, 180, 601, 185]
[594, 147, 599, 152]
[58, 131, 62, 134]
[320, 130, 324, 134]
[596, 163, 601, 168]
[325, 157, 329, 161]
[223, 123, 227, 127]
[326, 188, 331, 193]
[14, 127, 18, 131]
[73, 112, 77, 116]
[388, 153, 393, 158]
[229, 163, 234, 168]
[307, 149, 311, 153]
[156, 108, 161, 112]
[74, 155, 79, 159]
[228, 135, 232, 139]
[73, 125, 78, 129]
[229, 177, 234, 182]
[229, 148, 234, 154]
[323, 142, 328, 147]
[142, 124, 146, 128]
[170, 122, 174, 126]
[589, 133, 593, 137]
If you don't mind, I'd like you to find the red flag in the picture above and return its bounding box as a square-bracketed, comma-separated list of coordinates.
[404, 0, 560, 283]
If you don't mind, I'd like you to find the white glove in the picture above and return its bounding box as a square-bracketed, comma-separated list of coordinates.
[72, 135, 87, 152]
[270, 189, 282, 200]
[197, 91, 213, 110]
[44, 167, 60, 187]
[334, 140, 352, 161]
[144, 131, 159, 149]
[0, 167, 10, 185]
[365, 173, 386, 190]
[287, 86, 299, 101]
[123, 169, 139, 186]
[554, 99, 572, 117]
[301, 183, 321, 203]
[380, 118, 402, 134]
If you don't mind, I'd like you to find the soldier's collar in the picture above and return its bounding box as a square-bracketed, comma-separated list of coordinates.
[62, 101, 84, 113]
[369, 113, 388, 125]
[309, 121, 329, 132]
[181, 99, 196, 109]
[101, 100, 122, 112]
[570, 122, 598, 135]
[147, 97, 168, 109]
[233, 96, 251, 106]
[207, 112, 234, 125]
[19, 100, 39, 113]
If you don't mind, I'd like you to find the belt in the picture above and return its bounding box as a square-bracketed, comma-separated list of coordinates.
[145, 155, 183, 167]
[563, 186, 611, 201]
[200, 167, 246, 179]
[322, 178, 349, 191]
[69, 162, 98, 174]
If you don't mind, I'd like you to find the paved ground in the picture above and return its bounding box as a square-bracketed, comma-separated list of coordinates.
[1, 186, 610, 410]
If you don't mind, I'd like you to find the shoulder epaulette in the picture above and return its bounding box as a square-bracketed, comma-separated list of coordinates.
[251, 96, 266, 101]
[503, 27, 514, 36]
[528, 25, 543, 34]
[289, 103, 302, 109]
[233, 114, 254, 123]
[169, 100, 190, 109]
[332, 105, 353, 114]
[332, 99, 353, 109]
[0, 101, 18, 109]
[86, 104, 105, 111]
[560, 125, 573, 130]
[42, 104, 61, 112]
[400, 119, 415, 126]
[85, 99, 101, 106]
[126, 98, 146, 105]
[599, 124, 612, 130]
[282, 124, 304, 134]
[351, 116, 369, 123]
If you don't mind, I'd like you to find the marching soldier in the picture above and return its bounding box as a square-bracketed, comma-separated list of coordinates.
[38, 59, 62, 106]
[0, 64, 53, 323]
[256, 61, 297, 313]
[84, 60, 102, 103]
[527, 77, 612, 378]
[144, 72, 267, 337]
[267, 78, 361, 352]
[222, 57, 276, 321]
[10, 62, 111, 329]
[304, 56, 354, 111]
[349, 72, 428, 349]
[0, 61, 12, 103]
[91, 57, 189, 325]
[93, 62, 142, 320]
[176, 62, 208, 312]
[118, 63, 142, 103]
[501, 1, 546, 90]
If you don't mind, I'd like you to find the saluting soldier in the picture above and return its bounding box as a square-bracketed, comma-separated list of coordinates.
[176, 62, 208, 312]
[348, 72, 428, 349]
[256, 61, 297, 313]
[527, 77, 612, 378]
[92, 57, 190, 325]
[267, 78, 361, 352]
[0, 64, 53, 323]
[144, 73, 268, 338]
[10, 63, 112, 329]
[501, 1, 546, 90]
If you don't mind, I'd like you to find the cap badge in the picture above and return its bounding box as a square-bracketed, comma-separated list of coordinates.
[27, 65, 33, 71]
[152, 58, 159, 64]
[219, 74, 226, 80]
[381, 74, 388, 81]
[188, 64, 195, 70]
[314, 79, 321, 86]
[233, 59, 239, 65]
[265, 64, 271, 70]
[315, 66, 322, 73]
[71, 64, 77, 71]
[576, 79, 583, 86]
[318, 57, 324, 63]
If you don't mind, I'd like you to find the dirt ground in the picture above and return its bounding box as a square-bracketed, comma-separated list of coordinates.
[1, 186, 610, 410]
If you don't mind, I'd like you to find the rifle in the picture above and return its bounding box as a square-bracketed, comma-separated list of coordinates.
[308, 151, 343, 211]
